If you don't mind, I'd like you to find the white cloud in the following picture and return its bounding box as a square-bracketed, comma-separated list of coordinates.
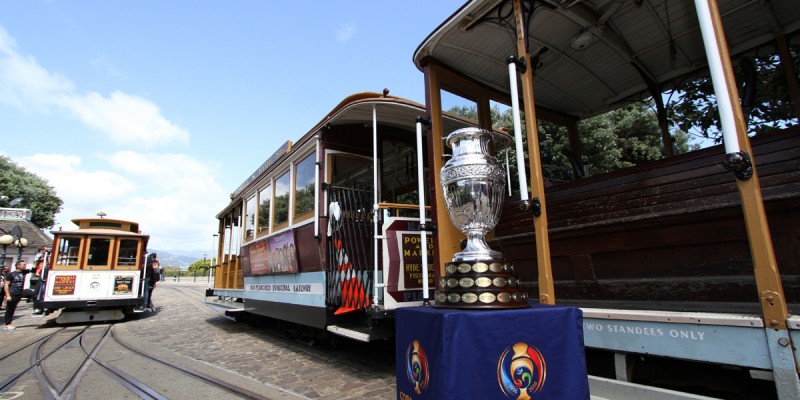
[0, 27, 74, 114]
[19, 153, 135, 207]
[18, 151, 229, 251]
[58, 91, 189, 147]
[336, 23, 355, 43]
[0, 25, 188, 147]
[0, 25, 224, 251]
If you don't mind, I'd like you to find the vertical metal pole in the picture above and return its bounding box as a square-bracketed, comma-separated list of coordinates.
[416, 118, 430, 304]
[39, 248, 49, 304]
[372, 105, 380, 307]
[140, 252, 148, 302]
[507, 59, 529, 203]
[694, 0, 799, 396]
[694, 0, 740, 154]
[314, 134, 321, 239]
[505, 150, 512, 197]
[512, 0, 555, 304]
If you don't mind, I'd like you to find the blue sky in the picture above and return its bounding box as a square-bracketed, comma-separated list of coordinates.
[0, 1, 464, 252]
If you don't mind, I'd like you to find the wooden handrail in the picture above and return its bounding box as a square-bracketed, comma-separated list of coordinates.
[378, 202, 431, 211]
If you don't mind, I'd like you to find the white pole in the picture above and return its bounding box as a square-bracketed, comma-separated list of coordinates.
[208, 235, 216, 289]
[140, 252, 148, 301]
[505, 149, 512, 196]
[693, 0, 740, 154]
[508, 59, 530, 201]
[372, 105, 380, 307]
[314, 134, 321, 238]
[415, 118, 430, 303]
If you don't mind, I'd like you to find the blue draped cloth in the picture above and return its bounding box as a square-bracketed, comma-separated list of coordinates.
[396, 303, 589, 399]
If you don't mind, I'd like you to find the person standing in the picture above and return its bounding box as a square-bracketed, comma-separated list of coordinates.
[30, 247, 47, 316]
[144, 253, 158, 310]
[3, 260, 31, 330]
[0, 265, 8, 311]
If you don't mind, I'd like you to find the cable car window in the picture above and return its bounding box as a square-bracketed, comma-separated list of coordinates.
[54, 236, 82, 270]
[382, 140, 426, 217]
[258, 184, 271, 236]
[294, 152, 316, 221]
[329, 154, 372, 188]
[245, 195, 256, 241]
[273, 170, 291, 228]
[87, 237, 112, 269]
[116, 239, 140, 268]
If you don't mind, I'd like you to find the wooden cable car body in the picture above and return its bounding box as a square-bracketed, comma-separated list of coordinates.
[42, 218, 149, 323]
[210, 93, 474, 341]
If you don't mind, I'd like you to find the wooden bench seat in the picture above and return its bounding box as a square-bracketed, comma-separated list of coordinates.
[492, 126, 800, 311]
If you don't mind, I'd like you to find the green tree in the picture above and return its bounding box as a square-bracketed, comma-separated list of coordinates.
[162, 265, 181, 277]
[669, 45, 799, 141]
[188, 257, 215, 274]
[577, 102, 698, 174]
[0, 155, 63, 228]
[446, 101, 695, 191]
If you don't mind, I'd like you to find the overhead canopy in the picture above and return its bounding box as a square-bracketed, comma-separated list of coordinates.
[414, 0, 800, 119]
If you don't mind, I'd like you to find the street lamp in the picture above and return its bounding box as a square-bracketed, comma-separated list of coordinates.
[7, 224, 27, 263]
[15, 237, 28, 262]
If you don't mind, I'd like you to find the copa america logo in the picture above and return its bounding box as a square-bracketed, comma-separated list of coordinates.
[497, 342, 547, 399]
[405, 339, 429, 394]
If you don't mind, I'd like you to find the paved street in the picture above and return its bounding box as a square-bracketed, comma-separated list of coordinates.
[2, 281, 397, 400]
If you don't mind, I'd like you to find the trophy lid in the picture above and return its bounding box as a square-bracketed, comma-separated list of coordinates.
[445, 127, 512, 151]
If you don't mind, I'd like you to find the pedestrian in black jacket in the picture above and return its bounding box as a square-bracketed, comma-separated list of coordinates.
[144, 253, 159, 309]
[3, 260, 31, 330]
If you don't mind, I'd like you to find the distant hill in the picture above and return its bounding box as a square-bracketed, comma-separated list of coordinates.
[149, 249, 207, 269]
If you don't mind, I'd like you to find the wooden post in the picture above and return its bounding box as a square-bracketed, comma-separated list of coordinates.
[424, 64, 463, 277]
[698, 0, 788, 330]
[513, 0, 555, 304]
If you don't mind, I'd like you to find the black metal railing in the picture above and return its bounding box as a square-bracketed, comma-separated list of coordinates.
[325, 185, 374, 312]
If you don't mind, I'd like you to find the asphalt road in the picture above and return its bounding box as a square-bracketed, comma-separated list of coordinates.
[1, 280, 396, 400]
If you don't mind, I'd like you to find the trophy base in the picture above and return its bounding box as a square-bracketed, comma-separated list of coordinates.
[434, 259, 529, 309]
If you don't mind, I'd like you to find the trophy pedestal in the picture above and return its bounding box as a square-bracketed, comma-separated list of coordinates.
[395, 304, 590, 399]
[434, 259, 528, 309]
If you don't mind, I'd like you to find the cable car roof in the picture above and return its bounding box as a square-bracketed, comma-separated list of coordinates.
[53, 218, 149, 238]
[413, 0, 800, 119]
[221, 92, 477, 210]
[307, 91, 476, 140]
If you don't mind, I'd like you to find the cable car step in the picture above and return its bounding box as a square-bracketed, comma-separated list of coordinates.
[326, 325, 373, 342]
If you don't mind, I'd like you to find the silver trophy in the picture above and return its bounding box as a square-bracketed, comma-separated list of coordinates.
[436, 127, 528, 309]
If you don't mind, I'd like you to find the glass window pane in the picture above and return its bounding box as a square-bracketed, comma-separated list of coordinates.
[258, 185, 271, 234]
[295, 153, 316, 217]
[382, 141, 427, 218]
[87, 238, 111, 266]
[56, 237, 81, 266]
[330, 155, 372, 188]
[274, 171, 291, 226]
[117, 239, 139, 266]
[245, 196, 256, 239]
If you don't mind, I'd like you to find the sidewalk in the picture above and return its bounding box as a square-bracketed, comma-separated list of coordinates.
[158, 279, 215, 287]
